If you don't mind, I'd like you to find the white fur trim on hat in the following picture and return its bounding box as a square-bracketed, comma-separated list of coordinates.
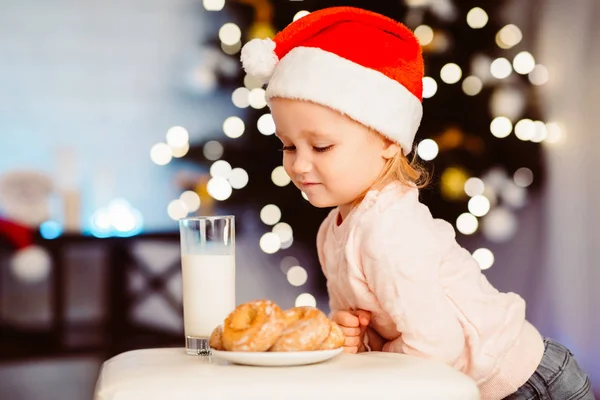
[10, 245, 52, 284]
[240, 38, 279, 83]
[266, 46, 423, 153]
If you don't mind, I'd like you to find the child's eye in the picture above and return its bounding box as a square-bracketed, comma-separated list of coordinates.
[314, 145, 333, 153]
[281, 145, 296, 152]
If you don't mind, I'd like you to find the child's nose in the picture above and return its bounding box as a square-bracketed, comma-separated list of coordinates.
[291, 154, 312, 175]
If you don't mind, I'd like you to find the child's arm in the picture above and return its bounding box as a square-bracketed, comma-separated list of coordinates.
[360, 199, 466, 368]
[316, 209, 343, 318]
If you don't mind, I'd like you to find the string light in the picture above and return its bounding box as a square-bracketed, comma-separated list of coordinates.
[471, 54, 493, 83]
[203, 0, 225, 11]
[490, 58, 513, 79]
[40, 221, 62, 240]
[405, 0, 429, 6]
[150, 143, 172, 166]
[249, 88, 267, 109]
[456, 213, 478, 235]
[468, 195, 491, 217]
[464, 178, 485, 197]
[257, 114, 276, 135]
[440, 63, 462, 84]
[232, 87, 250, 108]
[441, 167, 470, 201]
[228, 168, 249, 189]
[259, 232, 281, 254]
[490, 87, 526, 121]
[483, 186, 498, 208]
[293, 10, 310, 21]
[280, 236, 294, 250]
[529, 65, 549, 86]
[483, 168, 509, 192]
[165, 126, 190, 158]
[466, 7, 488, 29]
[260, 204, 282, 225]
[490, 117, 513, 138]
[179, 191, 201, 213]
[530, 121, 548, 143]
[513, 168, 534, 188]
[271, 166, 291, 187]
[167, 199, 188, 220]
[513, 52, 536, 75]
[210, 160, 232, 179]
[221, 42, 241, 55]
[295, 293, 317, 307]
[166, 126, 189, 148]
[482, 207, 518, 243]
[496, 24, 522, 49]
[223, 116, 245, 139]
[462, 76, 483, 96]
[514, 119, 535, 141]
[273, 222, 293, 243]
[244, 74, 263, 90]
[171, 143, 189, 158]
[219, 23, 242, 46]
[422, 77, 438, 98]
[417, 139, 439, 161]
[280, 256, 300, 274]
[414, 25, 434, 46]
[287, 266, 308, 286]
[203, 141, 224, 161]
[91, 199, 143, 238]
[501, 182, 527, 209]
[473, 248, 494, 270]
[207, 177, 233, 201]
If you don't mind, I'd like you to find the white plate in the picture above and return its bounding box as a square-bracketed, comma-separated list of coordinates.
[211, 348, 343, 367]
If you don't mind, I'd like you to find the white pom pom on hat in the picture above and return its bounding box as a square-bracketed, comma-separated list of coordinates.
[240, 38, 279, 83]
[10, 245, 52, 284]
[0, 217, 52, 284]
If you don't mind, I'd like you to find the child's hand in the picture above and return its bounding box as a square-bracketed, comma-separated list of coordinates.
[331, 310, 371, 354]
[365, 326, 386, 352]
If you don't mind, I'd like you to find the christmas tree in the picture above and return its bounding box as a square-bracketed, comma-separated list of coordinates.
[179, 0, 552, 282]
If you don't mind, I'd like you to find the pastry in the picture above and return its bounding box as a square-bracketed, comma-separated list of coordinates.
[319, 320, 345, 350]
[209, 325, 225, 350]
[222, 299, 286, 352]
[270, 306, 330, 352]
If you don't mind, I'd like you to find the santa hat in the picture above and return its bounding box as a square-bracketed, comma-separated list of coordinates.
[0, 217, 51, 284]
[241, 6, 424, 154]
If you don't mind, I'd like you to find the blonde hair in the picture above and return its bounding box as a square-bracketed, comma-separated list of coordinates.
[353, 147, 431, 207]
[377, 148, 430, 189]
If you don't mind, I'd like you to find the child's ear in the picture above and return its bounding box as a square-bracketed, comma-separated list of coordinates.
[382, 141, 400, 160]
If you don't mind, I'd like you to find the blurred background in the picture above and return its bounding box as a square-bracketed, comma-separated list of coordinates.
[0, 0, 598, 398]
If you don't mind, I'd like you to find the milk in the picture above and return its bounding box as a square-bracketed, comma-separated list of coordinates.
[181, 254, 236, 338]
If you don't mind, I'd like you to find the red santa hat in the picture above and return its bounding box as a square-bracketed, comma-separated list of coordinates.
[0, 217, 51, 284]
[241, 6, 424, 154]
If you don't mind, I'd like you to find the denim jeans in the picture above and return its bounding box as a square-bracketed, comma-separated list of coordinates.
[504, 338, 594, 400]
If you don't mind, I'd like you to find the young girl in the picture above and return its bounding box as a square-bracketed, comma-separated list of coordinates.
[241, 6, 593, 400]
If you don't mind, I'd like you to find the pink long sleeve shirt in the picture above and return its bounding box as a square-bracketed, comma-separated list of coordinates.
[316, 182, 544, 400]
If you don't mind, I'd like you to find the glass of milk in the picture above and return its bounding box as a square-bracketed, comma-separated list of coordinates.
[179, 215, 235, 356]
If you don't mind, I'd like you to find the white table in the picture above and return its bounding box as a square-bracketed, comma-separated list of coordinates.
[94, 348, 480, 399]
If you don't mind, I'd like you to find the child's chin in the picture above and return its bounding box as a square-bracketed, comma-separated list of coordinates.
[306, 197, 337, 209]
